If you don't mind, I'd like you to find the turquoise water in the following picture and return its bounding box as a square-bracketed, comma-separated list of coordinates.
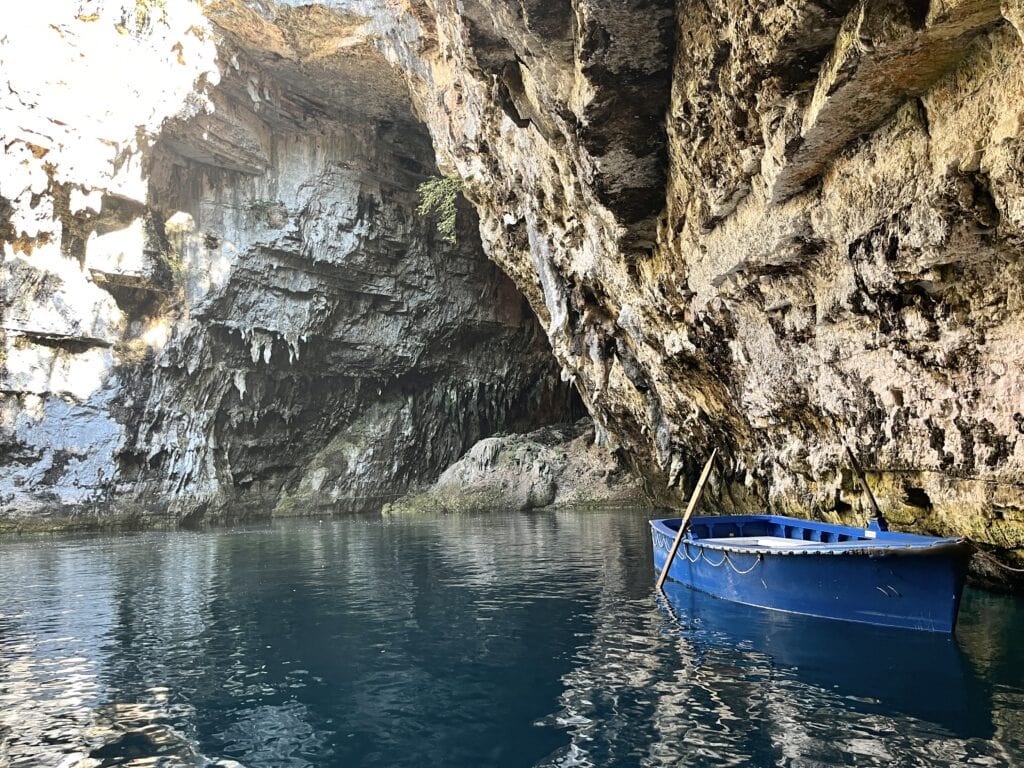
[0, 509, 1020, 767]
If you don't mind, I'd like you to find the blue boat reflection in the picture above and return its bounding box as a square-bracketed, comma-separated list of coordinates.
[657, 580, 994, 739]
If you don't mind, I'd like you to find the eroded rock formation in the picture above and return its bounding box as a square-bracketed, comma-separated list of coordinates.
[0, 1, 573, 525]
[350, 0, 1023, 579]
[385, 420, 647, 515]
[3, 0, 1024, 582]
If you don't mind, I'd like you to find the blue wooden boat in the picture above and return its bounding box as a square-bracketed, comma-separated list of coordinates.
[650, 514, 970, 633]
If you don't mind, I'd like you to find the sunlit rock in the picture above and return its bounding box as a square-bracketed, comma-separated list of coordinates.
[0, 0, 572, 525]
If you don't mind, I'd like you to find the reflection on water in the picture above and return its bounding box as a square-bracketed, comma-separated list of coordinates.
[0, 511, 1020, 767]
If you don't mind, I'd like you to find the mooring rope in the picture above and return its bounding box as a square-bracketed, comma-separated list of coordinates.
[976, 550, 1024, 573]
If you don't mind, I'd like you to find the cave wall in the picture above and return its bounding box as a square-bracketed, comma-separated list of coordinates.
[316, 0, 1024, 578]
[4, 0, 1024, 582]
[0, 0, 572, 526]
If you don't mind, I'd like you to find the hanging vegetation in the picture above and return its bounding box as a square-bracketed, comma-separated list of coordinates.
[416, 176, 461, 244]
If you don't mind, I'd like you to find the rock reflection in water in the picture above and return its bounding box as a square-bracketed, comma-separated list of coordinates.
[0, 512, 1020, 768]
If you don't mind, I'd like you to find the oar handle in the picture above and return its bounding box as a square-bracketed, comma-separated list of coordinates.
[656, 449, 717, 591]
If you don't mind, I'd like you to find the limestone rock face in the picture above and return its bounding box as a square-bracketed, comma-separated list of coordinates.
[0, 1, 573, 525]
[385, 420, 648, 515]
[4, 0, 1024, 583]
[338, 0, 1023, 579]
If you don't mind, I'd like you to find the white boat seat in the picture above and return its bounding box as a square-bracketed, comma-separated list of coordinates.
[699, 536, 819, 548]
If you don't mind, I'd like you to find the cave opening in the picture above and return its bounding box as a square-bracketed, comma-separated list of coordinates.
[112, 21, 581, 519]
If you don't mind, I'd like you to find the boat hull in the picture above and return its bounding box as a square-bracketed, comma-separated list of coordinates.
[651, 515, 970, 633]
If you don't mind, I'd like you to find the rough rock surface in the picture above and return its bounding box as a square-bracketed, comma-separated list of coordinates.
[385, 420, 648, 514]
[3, 1, 1024, 585]
[336, 0, 1024, 582]
[0, 1, 574, 526]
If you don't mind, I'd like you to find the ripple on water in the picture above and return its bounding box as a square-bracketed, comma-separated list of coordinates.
[0, 512, 1020, 768]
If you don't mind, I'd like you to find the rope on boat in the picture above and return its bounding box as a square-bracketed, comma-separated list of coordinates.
[697, 549, 727, 567]
[725, 552, 762, 575]
[679, 543, 763, 575]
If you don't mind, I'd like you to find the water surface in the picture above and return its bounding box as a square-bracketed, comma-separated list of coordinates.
[0, 510, 1020, 766]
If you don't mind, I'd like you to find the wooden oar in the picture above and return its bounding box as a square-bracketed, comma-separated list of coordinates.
[843, 444, 889, 531]
[657, 448, 717, 591]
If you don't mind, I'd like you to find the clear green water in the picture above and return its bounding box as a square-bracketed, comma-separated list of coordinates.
[0, 509, 1020, 767]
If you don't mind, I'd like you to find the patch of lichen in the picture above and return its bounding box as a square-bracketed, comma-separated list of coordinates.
[163, 247, 188, 291]
[114, 337, 154, 366]
[243, 198, 288, 229]
[272, 492, 302, 517]
[128, 0, 168, 34]
[383, 487, 497, 515]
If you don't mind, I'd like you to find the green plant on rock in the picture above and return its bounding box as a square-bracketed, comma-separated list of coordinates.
[163, 247, 187, 289]
[416, 176, 461, 245]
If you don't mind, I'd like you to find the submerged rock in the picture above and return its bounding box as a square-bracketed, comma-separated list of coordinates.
[384, 420, 649, 515]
